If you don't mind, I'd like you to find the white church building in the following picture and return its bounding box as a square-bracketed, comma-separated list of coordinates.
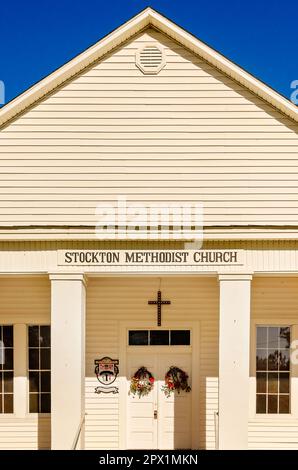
[0, 8, 298, 450]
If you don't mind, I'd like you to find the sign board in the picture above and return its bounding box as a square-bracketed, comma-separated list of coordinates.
[58, 250, 244, 266]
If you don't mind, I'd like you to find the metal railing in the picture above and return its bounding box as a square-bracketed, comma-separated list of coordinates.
[214, 411, 219, 450]
[72, 413, 86, 450]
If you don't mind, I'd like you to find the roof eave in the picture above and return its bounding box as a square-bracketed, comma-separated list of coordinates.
[148, 9, 298, 122]
[0, 8, 152, 127]
[0, 7, 297, 127]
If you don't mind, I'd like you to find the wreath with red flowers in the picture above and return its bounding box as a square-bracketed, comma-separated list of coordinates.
[162, 366, 191, 398]
[129, 367, 155, 398]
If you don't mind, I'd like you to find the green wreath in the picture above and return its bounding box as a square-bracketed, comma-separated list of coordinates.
[129, 366, 155, 398]
[162, 366, 191, 398]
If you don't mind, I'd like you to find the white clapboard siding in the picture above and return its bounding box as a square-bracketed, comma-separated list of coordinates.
[248, 421, 298, 450]
[0, 276, 51, 449]
[0, 28, 298, 227]
[249, 277, 298, 449]
[85, 276, 219, 450]
[0, 417, 50, 450]
[252, 277, 298, 320]
[0, 276, 50, 323]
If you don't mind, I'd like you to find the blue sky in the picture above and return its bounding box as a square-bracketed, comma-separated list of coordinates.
[0, 0, 297, 106]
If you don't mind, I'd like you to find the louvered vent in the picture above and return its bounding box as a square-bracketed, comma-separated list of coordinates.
[136, 45, 166, 75]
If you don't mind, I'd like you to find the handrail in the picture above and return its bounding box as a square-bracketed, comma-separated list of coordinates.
[72, 413, 86, 450]
[214, 411, 219, 450]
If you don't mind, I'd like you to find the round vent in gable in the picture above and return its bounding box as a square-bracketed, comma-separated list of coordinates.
[136, 44, 166, 75]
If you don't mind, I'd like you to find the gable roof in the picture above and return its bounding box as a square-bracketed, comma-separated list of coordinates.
[0, 7, 297, 128]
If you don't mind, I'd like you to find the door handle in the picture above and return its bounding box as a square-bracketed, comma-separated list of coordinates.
[154, 409, 158, 419]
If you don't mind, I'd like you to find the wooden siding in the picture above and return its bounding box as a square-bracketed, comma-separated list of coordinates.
[0, 276, 51, 449]
[0, 417, 50, 450]
[85, 276, 219, 450]
[249, 277, 298, 449]
[3, 239, 298, 274]
[0, 276, 50, 323]
[252, 277, 298, 321]
[0, 29, 298, 228]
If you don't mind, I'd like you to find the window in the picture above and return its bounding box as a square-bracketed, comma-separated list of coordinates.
[0, 325, 13, 413]
[28, 326, 51, 413]
[128, 330, 190, 346]
[256, 326, 290, 414]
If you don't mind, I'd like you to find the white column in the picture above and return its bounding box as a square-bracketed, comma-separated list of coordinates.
[49, 273, 86, 450]
[218, 274, 252, 450]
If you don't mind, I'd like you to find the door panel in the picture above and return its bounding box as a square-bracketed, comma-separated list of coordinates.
[157, 354, 192, 449]
[127, 352, 192, 449]
[127, 354, 157, 449]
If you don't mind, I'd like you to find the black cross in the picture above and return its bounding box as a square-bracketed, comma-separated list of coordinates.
[148, 290, 171, 326]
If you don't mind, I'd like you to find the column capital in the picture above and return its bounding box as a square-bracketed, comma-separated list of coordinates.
[218, 273, 253, 282]
[49, 272, 87, 286]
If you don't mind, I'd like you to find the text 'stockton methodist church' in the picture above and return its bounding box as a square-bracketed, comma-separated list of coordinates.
[0, 8, 298, 450]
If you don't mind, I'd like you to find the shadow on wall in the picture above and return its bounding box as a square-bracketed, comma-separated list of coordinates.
[37, 415, 51, 450]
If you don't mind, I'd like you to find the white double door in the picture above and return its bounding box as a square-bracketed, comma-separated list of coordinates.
[127, 350, 192, 449]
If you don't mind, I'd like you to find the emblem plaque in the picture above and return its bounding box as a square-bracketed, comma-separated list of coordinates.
[94, 357, 119, 394]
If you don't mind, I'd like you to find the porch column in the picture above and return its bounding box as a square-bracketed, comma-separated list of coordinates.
[218, 274, 252, 450]
[49, 273, 86, 450]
